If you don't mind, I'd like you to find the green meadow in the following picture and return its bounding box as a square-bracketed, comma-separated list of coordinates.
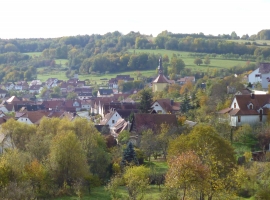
[26, 49, 255, 84]
[129, 49, 254, 71]
[37, 70, 157, 85]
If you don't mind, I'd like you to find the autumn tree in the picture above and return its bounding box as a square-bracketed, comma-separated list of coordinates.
[163, 151, 209, 200]
[140, 129, 158, 161]
[168, 125, 237, 199]
[170, 55, 185, 74]
[204, 56, 211, 65]
[49, 131, 89, 187]
[123, 166, 150, 200]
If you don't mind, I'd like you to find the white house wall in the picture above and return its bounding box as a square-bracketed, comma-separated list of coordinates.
[107, 112, 122, 127]
[261, 73, 270, 89]
[151, 102, 166, 114]
[230, 98, 240, 109]
[248, 68, 261, 84]
[17, 117, 33, 124]
[231, 115, 266, 127]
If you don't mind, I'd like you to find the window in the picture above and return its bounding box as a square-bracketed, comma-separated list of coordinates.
[238, 116, 241, 122]
[249, 104, 253, 109]
[155, 104, 158, 106]
[112, 120, 115, 124]
[234, 103, 236, 108]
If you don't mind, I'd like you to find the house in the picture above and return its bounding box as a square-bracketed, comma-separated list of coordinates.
[151, 99, 181, 114]
[248, 68, 261, 85]
[110, 118, 130, 137]
[29, 80, 42, 87]
[29, 85, 43, 94]
[108, 75, 134, 89]
[15, 111, 47, 124]
[0, 88, 8, 98]
[14, 81, 29, 91]
[97, 89, 114, 97]
[99, 108, 122, 127]
[177, 76, 196, 85]
[129, 113, 178, 145]
[45, 78, 59, 88]
[4, 83, 14, 91]
[217, 93, 270, 127]
[152, 58, 171, 92]
[248, 63, 270, 89]
[81, 100, 91, 110]
[78, 93, 93, 100]
[130, 113, 178, 133]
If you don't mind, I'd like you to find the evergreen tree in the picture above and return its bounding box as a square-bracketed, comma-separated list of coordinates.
[180, 93, 192, 113]
[139, 89, 153, 113]
[121, 142, 139, 166]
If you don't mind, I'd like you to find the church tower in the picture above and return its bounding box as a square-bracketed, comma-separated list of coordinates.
[152, 57, 170, 92]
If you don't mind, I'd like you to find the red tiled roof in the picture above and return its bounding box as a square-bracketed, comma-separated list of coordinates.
[132, 113, 178, 132]
[152, 75, 170, 83]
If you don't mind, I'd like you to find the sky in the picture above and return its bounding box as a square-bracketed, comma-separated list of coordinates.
[1, 0, 269, 39]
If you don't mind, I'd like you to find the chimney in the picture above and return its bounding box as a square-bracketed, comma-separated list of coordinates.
[171, 99, 174, 105]
[251, 93, 255, 99]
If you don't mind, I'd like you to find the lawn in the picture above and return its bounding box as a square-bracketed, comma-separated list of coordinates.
[129, 49, 254, 72]
[23, 52, 42, 57]
[54, 185, 162, 200]
[144, 159, 168, 174]
[37, 70, 157, 85]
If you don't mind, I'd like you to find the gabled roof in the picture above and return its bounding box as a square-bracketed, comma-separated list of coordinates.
[100, 109, 118, 125]
[218, 94, 270, 116]
[98, 89, 113, 95]
[152, 74, 170, 83]
[131, 113, 178, 132]
[258, 63, 270, 74]
[29, 85, 42, 90]
[153, 99, 181, 112]
[0, 88, 8, 94]
[6, 96, 20, 103]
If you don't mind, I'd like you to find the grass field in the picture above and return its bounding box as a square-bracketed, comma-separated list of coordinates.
[54, 185, 162, 200]
[228, 39, 270, 46]
[23, 52, 42, 57]
[37, 69, 157, 85]
[129, 49, 254, 71]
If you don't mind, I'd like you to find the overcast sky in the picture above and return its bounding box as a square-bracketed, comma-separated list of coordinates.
[1, 0, 269, 39]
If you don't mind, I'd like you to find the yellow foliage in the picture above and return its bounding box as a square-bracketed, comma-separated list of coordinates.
[180, 81, 193, 94]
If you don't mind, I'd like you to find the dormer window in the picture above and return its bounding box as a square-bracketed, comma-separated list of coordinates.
[248, 103, 253, 109]
[234, 103, 236, 108]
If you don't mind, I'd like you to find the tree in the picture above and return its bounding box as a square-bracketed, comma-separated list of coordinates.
[66, 92, 77, 100]
[231, 31, 238, 39]
[204, 56, 211, 65]
[123, 166, 150, 200]
[140, 129, 157, 161]
[171, 56, 185, 74]
[194, 58, 203, 66]
[139, 89, 153, 113]
[168, 125, 237, 199]
[180, 93, 192, 113]
[49, 131, 88, 186]
[163, 151, 209, 200]
[121, 142, 139, 166]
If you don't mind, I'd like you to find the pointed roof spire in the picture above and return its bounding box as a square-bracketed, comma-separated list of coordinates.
[158, 57, 163, 75]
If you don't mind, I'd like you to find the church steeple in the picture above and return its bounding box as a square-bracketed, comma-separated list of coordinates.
[158, 57, 163, 75]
